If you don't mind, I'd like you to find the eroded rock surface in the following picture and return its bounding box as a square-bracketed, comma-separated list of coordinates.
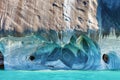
[98, 0, 120, 37]
[0, 0, 98, 36]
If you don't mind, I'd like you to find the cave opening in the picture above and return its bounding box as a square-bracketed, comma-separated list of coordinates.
[0, 51, 4, 70]
[102, 54, 109, 64]
[29, 55, 35, 61]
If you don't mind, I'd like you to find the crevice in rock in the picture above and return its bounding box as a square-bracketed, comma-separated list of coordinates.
[52, 2, 61, 9]
[63, 13, 71, 21]
[83, 1, 87, 6]
[76, 8, 85, 12]
[78, 17, 83, 23]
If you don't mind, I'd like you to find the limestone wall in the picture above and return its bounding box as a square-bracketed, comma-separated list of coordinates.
[0, 0, 98, 35]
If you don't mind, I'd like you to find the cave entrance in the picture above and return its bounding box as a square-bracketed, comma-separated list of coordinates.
[0, 51, 4, 70]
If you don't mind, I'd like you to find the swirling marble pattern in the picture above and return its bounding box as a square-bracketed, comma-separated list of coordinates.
[0, 35, 102, 70]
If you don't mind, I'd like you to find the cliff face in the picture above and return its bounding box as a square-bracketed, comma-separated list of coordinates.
[1, 0, 120, 70]
[0, 0, 98, 36]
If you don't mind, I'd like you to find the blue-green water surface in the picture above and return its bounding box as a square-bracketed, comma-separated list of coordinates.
[0, 70, 120, 80]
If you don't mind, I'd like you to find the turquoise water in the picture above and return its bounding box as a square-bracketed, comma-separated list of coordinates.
[0, 70, 120, 80]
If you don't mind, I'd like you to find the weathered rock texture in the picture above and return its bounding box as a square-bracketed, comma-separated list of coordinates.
[98, 0, 120, 37]
[0, 0, 98, 35]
